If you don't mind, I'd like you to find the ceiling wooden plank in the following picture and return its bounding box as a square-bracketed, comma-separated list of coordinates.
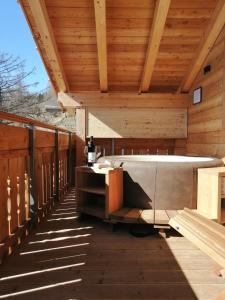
[140, 0, 171, 92]
[27, 0, 68, 92]
[179, 0, 225, 93]
[94, 0, 108, 92]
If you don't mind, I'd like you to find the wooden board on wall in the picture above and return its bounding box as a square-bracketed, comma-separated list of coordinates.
[187, 27, 225, 158]
[88, 108, 187, 138]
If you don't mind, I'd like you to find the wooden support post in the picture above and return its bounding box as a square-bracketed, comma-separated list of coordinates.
[55, 129, 60, 202]
[29, 125, 38, 226]
[76, 108, 86, 166]
[68, 132, 73, 187]
[111, 138, 115, 155]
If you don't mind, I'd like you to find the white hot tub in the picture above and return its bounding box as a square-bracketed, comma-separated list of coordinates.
[98, 155, 223, 210]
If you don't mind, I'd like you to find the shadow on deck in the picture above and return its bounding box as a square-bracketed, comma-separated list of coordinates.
[0, 189, 225, 300]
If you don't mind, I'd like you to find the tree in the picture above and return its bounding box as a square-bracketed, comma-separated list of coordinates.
[0, 52, 51, 120]
[0, 52, 74, 130]
[0, 52, 37, 107]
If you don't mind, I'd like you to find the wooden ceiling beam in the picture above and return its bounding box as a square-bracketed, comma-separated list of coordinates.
[139, 0, 171, 93]
[27, 0, 68, 92]
[179, 0, 225, 93]
[94, 0, 108, 92]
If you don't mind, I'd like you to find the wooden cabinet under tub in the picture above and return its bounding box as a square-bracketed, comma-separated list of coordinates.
[76, 166, 123, 220]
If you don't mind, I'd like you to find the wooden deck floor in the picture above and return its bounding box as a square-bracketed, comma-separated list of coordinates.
[0, 189, 225, 299]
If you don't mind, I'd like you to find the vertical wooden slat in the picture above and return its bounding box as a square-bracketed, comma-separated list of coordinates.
[68, 132, 73, 187]
[8, 158, 18, 234]
[24, 171, 29, 221]
[29, 125, 38, 225]
[0, 160, 8, 243]
[55, 129, 60, 201]
[18, 156, 26, 225]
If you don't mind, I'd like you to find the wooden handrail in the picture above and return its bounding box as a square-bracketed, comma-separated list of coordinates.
[0, 111, 72, 133]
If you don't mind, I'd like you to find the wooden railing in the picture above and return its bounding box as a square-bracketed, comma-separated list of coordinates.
[0, 112, 75, 261]
[92, 138, 176, 156]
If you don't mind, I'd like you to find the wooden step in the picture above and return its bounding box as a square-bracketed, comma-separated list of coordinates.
[169, 208, 225, 269]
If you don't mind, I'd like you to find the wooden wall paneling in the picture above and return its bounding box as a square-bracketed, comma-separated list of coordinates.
[188, 94, 223, 115]
[174, 139, 187, 156]
[188, 119, 223, 134]
[76, 108, 87, 166]
[88, 108, 187, 139]
[179, 0, 225, 92]
[187, 144, 225, 158]
[188, 106, 222, 124]
[187, 27, 225, 158]
[58, 92, 189, 109]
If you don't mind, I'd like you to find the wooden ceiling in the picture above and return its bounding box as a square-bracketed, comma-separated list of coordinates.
[20, 0, 225, 93]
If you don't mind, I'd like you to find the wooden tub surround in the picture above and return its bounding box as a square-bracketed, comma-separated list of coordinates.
[75, 156, 224, 227]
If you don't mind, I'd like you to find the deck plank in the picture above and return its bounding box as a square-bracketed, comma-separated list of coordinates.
[0, 189, 224, 300]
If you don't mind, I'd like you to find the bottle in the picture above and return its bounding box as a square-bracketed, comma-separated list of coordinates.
[87, 136, 96, 167]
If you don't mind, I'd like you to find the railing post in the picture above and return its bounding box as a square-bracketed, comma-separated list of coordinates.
[68, 132, 73, 187]
[55, 129, 60, 202]
[112, 138, 115, 155]
[29, 125, 38, 226]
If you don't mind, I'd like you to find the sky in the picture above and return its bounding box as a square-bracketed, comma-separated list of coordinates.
[0, 0, 49, 93]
